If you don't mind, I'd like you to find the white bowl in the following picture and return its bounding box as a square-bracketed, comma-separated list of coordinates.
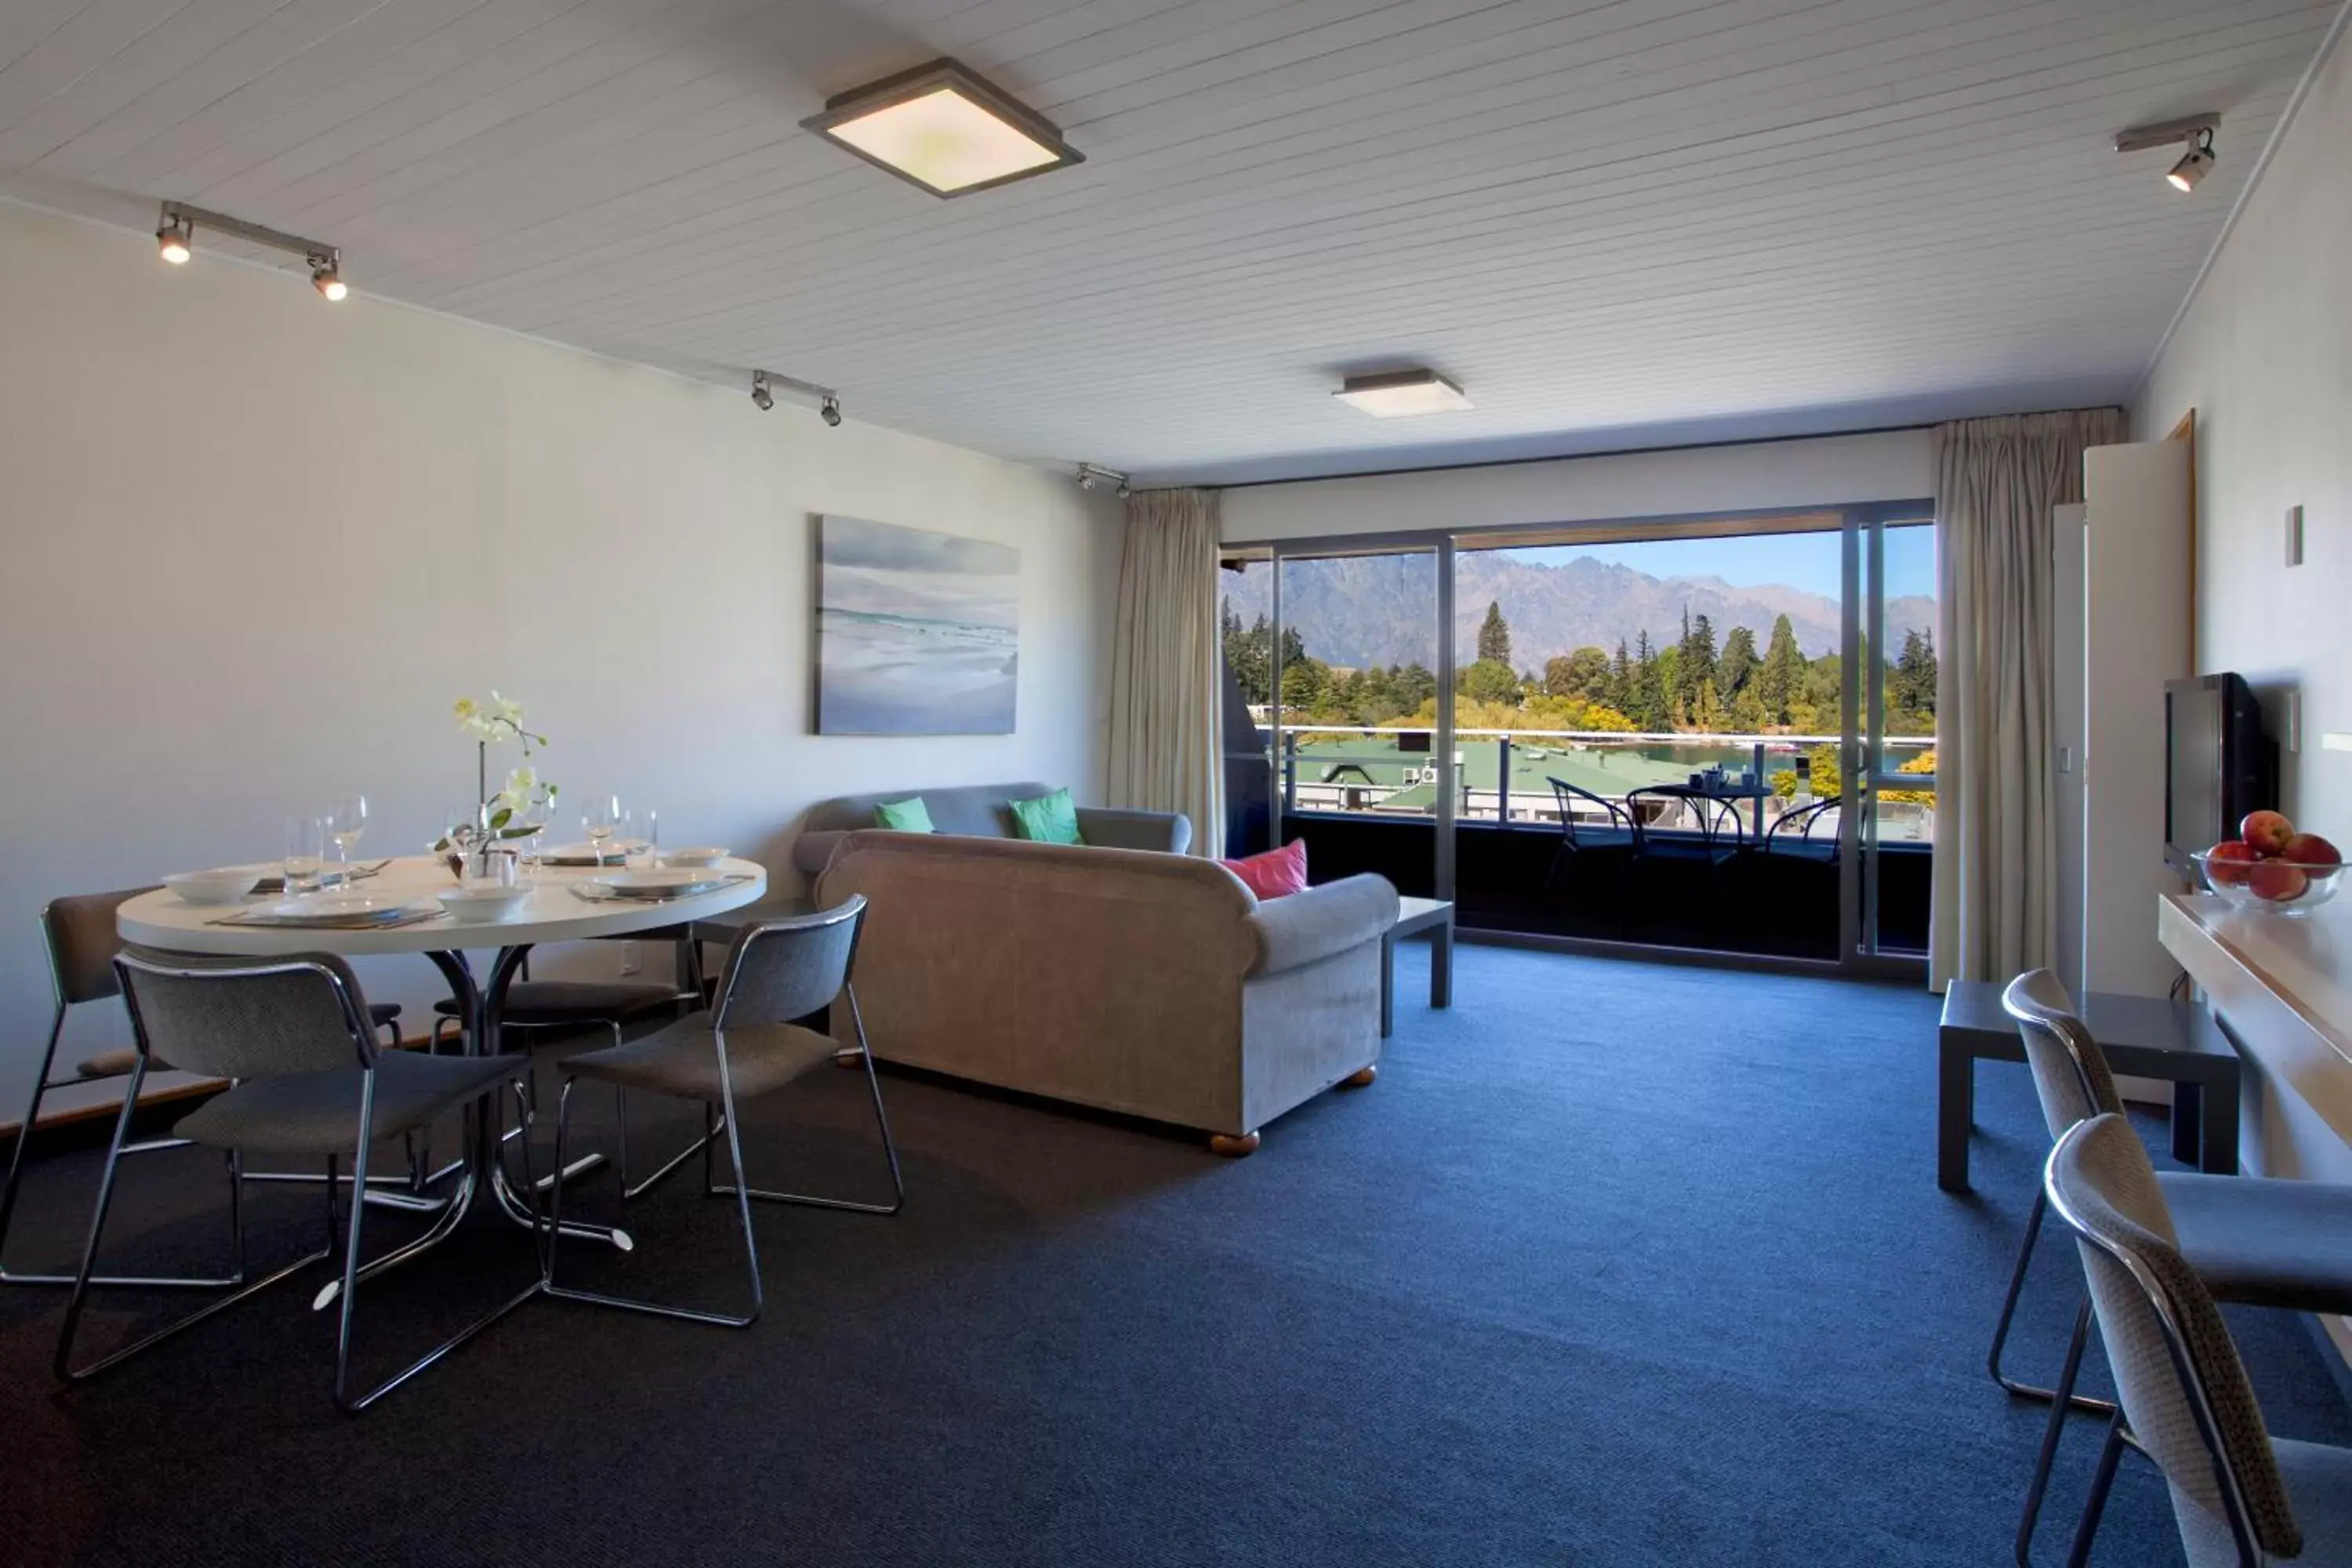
[434, 883, 532, 921]
[162, 867, 263, 906]
[661, 847, 729, 869]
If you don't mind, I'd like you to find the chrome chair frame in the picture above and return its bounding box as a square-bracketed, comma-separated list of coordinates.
[2, 897, 238, 1289]
[2040, 1122, 2270, 1568]
[53, 952, 541, 1414]
[543, 898, 902, 1330]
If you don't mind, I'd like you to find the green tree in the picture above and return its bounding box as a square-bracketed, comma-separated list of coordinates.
[1458, 658, 1522, 706]
[1730, 683, 1768, 733]
[1893, 628, 1938, 719]
[1717, 625, 1759, 700]
[1476, 601, 1512, 667]
[1606, 639, 1633, 715]
[1629, 632, 1670, 732]
[1677, 611, 1719, 720]
[1544, 646, 1611, 702]
[1758, 614, 1804, 724]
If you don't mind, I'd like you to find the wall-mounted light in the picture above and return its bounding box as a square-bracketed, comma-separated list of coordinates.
[801, 58, 1083, 198]
[2114, 114, 2220, 193]
[748, 368, 840, 425]
[1076, 463, 1130, 497]
[1334, 368, 1473, 417]
[155, 200, 349, 299]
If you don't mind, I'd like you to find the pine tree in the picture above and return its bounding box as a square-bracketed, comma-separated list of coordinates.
[1759, 614, 1804, 725]
[1717, 625, 1759, 699]
[1679, 612, 1719, 716]
[1476, 601, 1512, 666]
[1631, 631, 1669, 732]
[1607, 639, 1633, 714]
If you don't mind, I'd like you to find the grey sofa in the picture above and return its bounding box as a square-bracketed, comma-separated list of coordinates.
[812, 830, 1397, 1154]
[789, 781, 1190, 874]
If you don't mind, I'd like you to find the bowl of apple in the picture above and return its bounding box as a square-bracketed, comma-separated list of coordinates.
[2193, 811, 2347, 916]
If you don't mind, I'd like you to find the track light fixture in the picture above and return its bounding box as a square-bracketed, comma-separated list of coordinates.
[1075, 463, 1131, 498]
[746, 368, 840, 425]
[154, 201, 348, 298]
[2113, 114, 2220, 193]
[155, 211, 192, 265]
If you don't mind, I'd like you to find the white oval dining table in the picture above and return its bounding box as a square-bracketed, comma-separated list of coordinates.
[113, 855, 771, 1319]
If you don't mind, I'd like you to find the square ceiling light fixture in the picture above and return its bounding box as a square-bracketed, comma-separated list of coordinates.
[801, 58, 1083, 198]
[1334, 368, 1474, 417]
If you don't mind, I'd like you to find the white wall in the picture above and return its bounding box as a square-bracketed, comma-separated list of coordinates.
[0, 200, 1122, 1112]
[1219, 428, 1934, 542]
[2132, 23, 2352, 1254]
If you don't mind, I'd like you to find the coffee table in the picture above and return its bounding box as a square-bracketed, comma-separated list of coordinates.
[1381, 896, 1454, 1037]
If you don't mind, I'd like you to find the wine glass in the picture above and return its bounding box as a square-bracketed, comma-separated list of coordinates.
[583, 794, 622, 866]
[325, 793, 368, 887]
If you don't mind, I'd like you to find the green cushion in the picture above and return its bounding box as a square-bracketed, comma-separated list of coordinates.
[1007, 788, 1083, 845]
[873, 797, 935, 833]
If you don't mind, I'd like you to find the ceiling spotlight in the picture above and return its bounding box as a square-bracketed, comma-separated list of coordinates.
[801, 58, 1083, 198]
[1334, 368, 1473, 418]
[821, 395, 843, 428]
[155, 209, 192, 265]
[310, 253, 347, 301]
[751, 372, 775, 412]
[1076, 463, 1131, 497]
[2168, 132, 2216, 193]
[2114, 114, 2220, 193]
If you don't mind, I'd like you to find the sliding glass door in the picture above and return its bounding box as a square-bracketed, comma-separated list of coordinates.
[1218, 502, 1933, 973]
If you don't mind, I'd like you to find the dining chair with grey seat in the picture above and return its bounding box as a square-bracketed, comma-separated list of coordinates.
[543, 895, 901, 1330]
[2042, 1112, 2352, 1567]
[3, 889, 413, 1289]
[54, 949, 535, 1414]
[1995, 970, 2352, 1560]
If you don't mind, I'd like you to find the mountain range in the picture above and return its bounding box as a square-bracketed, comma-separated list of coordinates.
[1221, 552, 1935, 671]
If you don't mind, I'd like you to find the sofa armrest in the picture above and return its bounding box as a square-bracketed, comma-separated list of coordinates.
[791, 829, 849, 876]
[1246, 875, 1399, 976]
[1075, 807, 1192, 855]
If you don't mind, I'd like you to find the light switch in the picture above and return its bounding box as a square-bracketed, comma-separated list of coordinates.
[2288, 505, 2305, 566]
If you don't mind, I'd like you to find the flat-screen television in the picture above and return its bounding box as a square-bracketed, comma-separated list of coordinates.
[2164, 673, 2274, 869]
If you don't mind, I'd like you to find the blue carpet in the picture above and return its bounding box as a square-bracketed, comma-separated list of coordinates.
[0, 943, 2344, 1566]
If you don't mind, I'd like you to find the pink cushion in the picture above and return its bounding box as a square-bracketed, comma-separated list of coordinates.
[1223, 840, 1308, 900]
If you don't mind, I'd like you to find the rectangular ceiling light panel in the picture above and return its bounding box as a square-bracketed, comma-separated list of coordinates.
[1334, 370, 1474, 417]
[803, 59, 1082, 198]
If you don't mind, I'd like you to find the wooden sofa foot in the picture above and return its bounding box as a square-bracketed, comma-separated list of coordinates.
[1208, 1131, 1261, 1158]
[1340, 1065, 1377, 1088]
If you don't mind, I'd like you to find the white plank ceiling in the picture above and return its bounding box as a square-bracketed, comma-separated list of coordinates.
[0, 0, 2338, 483]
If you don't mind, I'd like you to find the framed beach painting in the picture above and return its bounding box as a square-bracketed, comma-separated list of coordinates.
[814, 516, 1020, 735]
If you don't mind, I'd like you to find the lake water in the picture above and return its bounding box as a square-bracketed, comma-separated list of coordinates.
[817, 608, 1017, 735]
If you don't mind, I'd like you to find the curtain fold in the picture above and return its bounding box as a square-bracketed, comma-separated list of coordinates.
[1929, 407, 2127, 990]
[1106, 488, 1225, 858]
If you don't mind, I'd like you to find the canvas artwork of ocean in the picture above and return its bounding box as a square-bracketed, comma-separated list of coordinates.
[815, 516, 1020, 735]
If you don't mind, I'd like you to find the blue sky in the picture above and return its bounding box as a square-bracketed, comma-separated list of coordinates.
[1500, 528, 1936, 602]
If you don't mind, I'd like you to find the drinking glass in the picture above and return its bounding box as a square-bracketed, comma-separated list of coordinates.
[583, 794, 622, 866]
[325, 793, 368, 886]
[283, 815, 325, 896]
[515, 801, 549, 880]
[625, 807, 658, 869]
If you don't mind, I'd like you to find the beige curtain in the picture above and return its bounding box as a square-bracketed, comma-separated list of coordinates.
[1107, 488, 1225, 858]
[1929, 408, 2127, 990]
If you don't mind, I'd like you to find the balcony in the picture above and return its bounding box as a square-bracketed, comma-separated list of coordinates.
[1233, 726, 1933, 963]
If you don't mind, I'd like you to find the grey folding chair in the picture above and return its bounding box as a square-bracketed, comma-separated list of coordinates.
[543, 895, 901, 1329]
[2043, 1112, 2352, 1568]
[54, 949, 534, 1414]
[1996, 971, 2352, 1561]
[5, 891, 408, 1287]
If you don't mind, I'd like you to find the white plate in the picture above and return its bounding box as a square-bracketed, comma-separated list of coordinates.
[434, 884, 532, 920]
[661, 847, 729, 869]
[162, 868, 263, 906]
[539, 843, 625, 866]
[233, 895, 442, 928]
[582, 869, 733, 900]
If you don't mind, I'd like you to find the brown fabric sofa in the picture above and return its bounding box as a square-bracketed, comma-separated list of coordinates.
[812, 831, 1398, 1153]
[789, 781, 1190, 875]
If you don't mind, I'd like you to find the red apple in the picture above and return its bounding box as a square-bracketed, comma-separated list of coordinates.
[2203, 840, 2259, 887]
[2248, 860, 2310, 902]
[2280, 831, 2343, 868]
[2241, 810, 2296, 856]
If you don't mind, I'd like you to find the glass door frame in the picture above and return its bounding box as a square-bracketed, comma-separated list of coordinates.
[1236, 499, 1933, 976]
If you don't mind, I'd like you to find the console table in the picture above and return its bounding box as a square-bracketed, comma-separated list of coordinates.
[1936, 979, 2241, 1192]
